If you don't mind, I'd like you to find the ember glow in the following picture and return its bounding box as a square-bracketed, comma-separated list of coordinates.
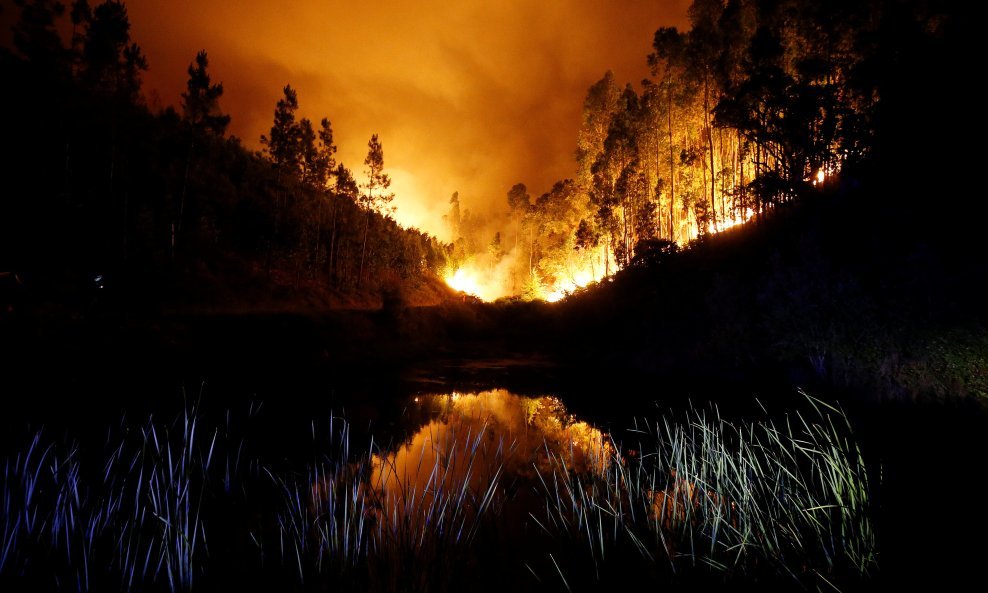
[540, 266, 598, 303]
[707, 208, 756, 235]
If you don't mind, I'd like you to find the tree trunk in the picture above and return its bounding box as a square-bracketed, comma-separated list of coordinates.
[755, 139, 762, 219]
[621, 194, 629, 267]
[329, 196, 338, 283]
[176, 140, 194, 263]
[358, 211, 369, 288]
[654, 120, 662, 239]
[704, 76, 717, 233]
[718, 127, 726, 219]
[311, 192, 323, 279]
[667, 86, 675, 242]
[528, 223, 534, 282]
[735, 131, 742, 215]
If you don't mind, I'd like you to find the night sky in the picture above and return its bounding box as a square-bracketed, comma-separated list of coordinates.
[120, 0, 690, 236]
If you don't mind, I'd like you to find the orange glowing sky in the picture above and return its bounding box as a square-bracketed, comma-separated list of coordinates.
[59, 1, 691, 236]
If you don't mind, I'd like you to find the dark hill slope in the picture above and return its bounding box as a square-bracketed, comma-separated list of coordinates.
[545, 175, 988, 403]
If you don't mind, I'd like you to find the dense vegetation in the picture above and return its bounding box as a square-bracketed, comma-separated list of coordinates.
[0, 0, 452, 312]
[1, 0, 976, 310]
[444, 0, 974, 301]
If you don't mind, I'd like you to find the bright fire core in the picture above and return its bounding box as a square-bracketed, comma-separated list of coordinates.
[443, 206, 759, 303]
[444, 260, 599, 303]
[444, 268, 498, 301]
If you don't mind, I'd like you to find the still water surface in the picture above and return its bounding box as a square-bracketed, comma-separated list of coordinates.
[369, 389, 611, 510]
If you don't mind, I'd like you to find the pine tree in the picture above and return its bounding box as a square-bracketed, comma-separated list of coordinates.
[358, 134, 394, 286]
[82, 0, 146, 101]
[12, 0, 68, 72]
[261, 85, 301, 173]
[316, 118, 338, 187]
[181, 50, 230, 136]
[361, 134, 394, 215]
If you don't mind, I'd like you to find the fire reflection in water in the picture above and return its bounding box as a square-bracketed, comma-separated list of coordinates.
[369, 390, 611, 516]
[298, 387, 614, 591]
[306, 389, 611, 551]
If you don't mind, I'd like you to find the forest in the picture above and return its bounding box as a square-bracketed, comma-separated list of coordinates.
[0, 0, 451, 312]
[2, 0, 970, 310]
[443, 0, 967, 302]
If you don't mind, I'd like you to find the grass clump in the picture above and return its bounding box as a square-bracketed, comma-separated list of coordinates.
[530, 391, 876, 591]
[266, 411, 510, 593]
[1, 406, 216, 592]
[2, 390, 876, 592]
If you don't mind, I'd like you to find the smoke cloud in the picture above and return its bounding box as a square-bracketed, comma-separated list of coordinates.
[37, 0, 691, 236]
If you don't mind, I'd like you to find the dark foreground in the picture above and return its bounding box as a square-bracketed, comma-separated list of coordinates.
[1, 306, 985, 592]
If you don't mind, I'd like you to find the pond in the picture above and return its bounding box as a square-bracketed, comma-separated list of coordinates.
[1, 368, 882, 592]
[2, 318, 981, 592]
[334, 386, 875, 592]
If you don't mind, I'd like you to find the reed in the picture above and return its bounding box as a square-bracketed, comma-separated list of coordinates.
[530, 391, 877, 591]
[1, 404, 216, 591]
[1, 391, 875, 592]
[266, 413, 509, 592]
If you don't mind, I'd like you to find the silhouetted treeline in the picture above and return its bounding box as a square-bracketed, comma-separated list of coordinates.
[0, 0, 450, 310]
[447, 0, 971, 299]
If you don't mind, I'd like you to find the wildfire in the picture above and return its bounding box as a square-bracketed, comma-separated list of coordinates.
[445, 267, 483, 298]
[540, 267, 596, 302]
[812, 163, 841, 187]
[707, 207, 755, 235]
[445, 260, 598, 303]
[443, 263, 512, 302]
[444, 201, 766, 304]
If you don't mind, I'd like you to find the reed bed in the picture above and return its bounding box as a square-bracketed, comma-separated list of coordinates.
[1, 391, 876, 592]
[266, 413, 510, 592]
[1, 405, 217, 591]
[530, 392, 876, 591]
